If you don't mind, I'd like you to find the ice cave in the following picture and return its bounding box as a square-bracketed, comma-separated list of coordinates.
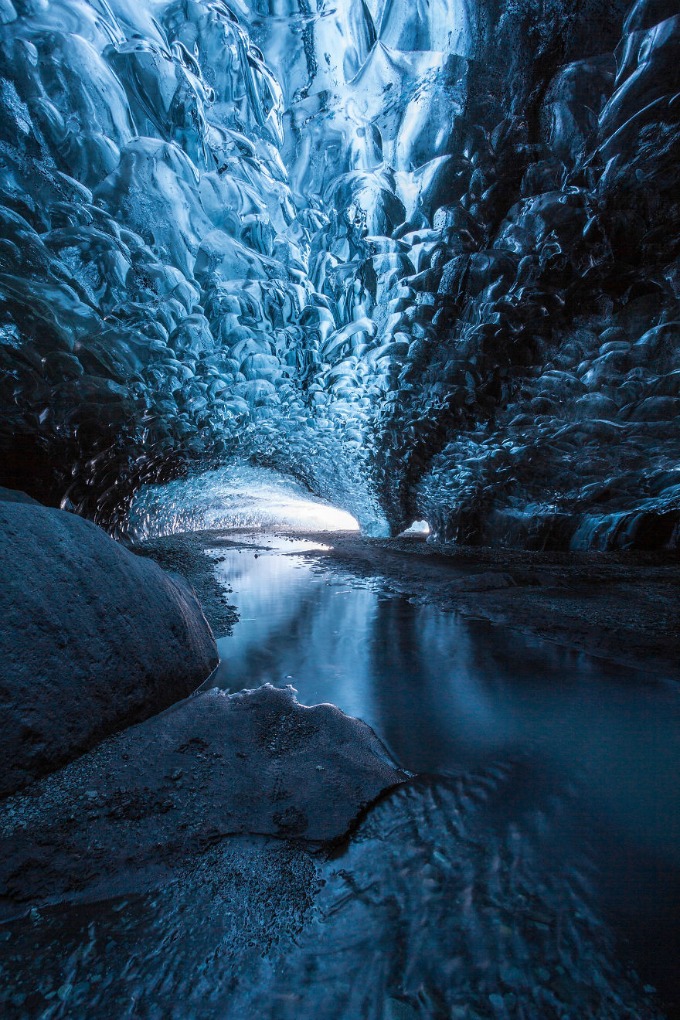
[0, 0, 679, 1016]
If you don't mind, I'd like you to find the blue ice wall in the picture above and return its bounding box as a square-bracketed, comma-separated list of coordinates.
[0, 0, 678, 546]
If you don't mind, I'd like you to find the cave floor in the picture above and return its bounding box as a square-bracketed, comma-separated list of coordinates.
[3, 530, 677, 1018]
[142, 526, 680, 1016]
[291, 531, 680, 680]
[156, 528, 680, 681]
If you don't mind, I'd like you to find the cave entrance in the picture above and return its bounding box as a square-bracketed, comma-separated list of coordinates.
[399, 520, 430, 536]
[128, 464, 360, 539]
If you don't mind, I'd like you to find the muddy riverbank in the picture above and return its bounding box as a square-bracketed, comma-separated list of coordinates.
[300, 532, 680, 679]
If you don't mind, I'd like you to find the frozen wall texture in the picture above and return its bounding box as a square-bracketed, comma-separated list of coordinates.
[0, 0, 677, 546]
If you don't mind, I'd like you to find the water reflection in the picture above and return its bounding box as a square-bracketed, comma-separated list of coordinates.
[2, 534, 678, 1017]
[208, 533, 680, 1009]
[210, 537, 679, 857]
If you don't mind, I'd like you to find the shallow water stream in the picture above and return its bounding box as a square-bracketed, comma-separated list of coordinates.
[207, 533, 680, 1015]
[2, 532, 679, 1019]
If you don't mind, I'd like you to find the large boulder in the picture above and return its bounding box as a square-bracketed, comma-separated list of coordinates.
[0, 685, 407, 914]
[0, 499, 218, 797]
[0, 487, 40, 505]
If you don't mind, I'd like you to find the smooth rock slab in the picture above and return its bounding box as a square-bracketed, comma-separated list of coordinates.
[0, 685, 407, 915]
[0, 500, 218, 797]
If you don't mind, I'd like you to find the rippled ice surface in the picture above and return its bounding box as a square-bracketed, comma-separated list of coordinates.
[2, 534, 678, 1019]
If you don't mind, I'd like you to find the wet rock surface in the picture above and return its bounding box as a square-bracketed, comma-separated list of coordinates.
[0, 684, 406, 915]
[0, 499, 218, 797]
[0, 764, 666, 1019]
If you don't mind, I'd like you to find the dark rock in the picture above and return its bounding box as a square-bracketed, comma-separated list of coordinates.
[0, 487, 40, 505]
[0, 685, 407, 913]
[133, 532, 238, 638]
[0, 501, 218, 797]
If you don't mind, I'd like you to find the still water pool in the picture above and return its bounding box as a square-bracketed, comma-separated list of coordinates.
[208, 534, 680, 1015]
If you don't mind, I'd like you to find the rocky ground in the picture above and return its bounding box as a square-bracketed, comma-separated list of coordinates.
[133, 531, 239, 638]
[1, 525, 676, 1018]
[0, 685, 405, 920]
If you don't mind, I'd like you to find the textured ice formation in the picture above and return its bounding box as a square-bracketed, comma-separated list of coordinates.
[378, 0, 680, 549]
[129, 463, 361, 536]
[0, 0, 678, 547]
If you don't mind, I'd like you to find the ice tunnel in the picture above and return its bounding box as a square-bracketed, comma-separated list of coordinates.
[129, 464, 361, 536]
[0, 0, 678, 548]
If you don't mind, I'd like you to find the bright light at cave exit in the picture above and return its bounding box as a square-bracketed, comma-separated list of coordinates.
[129, 465, 361, 537]
[401, 520, 430, 535]
[250, 494, 360, 531]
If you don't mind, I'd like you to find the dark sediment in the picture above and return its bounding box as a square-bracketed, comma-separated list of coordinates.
[0, 764, 666, 1019]
[0, 685, 406, 918]
[133, 532, 239, 637]
[292, 531, 680, 679]
[144, 527, 680, 679]
[0, 527, 673, 1019]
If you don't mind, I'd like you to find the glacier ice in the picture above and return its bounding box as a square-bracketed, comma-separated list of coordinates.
[0, 0, 678, 547]
[128, 463, 361, 536]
